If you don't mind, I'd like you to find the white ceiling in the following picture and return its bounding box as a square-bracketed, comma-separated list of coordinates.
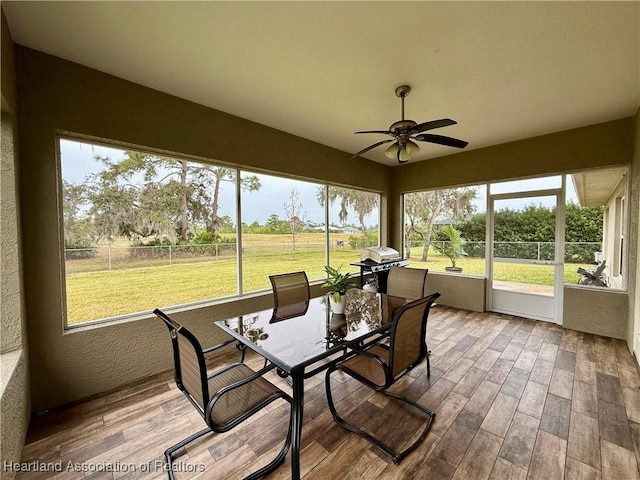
[2, 1, 639, 166]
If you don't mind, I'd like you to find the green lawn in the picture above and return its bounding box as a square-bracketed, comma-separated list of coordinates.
[65, 238, 589, 325]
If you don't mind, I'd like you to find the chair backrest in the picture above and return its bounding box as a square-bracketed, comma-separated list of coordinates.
[386, 267, 428, 300]
[155, 308, 209, 412]
[387, 292, 440, 378]
[269, 271, 310, 307]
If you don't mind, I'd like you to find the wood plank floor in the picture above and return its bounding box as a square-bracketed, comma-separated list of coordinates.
[16, 306, 640, 480]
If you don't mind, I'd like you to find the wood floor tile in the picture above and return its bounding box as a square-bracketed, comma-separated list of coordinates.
[555, 350, 577, 373]
[489, 457, 527, 480]
[565, 456, 601, 480]
[473, 348, 502, 372]
[621, 386, 640, 423]
[567, 409, 601, 470]
[527, 430, 567, 480]
[540, 393, 571, 440]
[549, 368, 574, 400]
[16, 307, 640, 480]
[596, 372, 625, 406]
[480, 392, 519, 438]
[572, 380, 599, 418]
[464, 380, 501, 417]
[517, 381, 548, 419]
[598, 399, 634, 451]
[501, 368, 530, 399]
[451, 428, 502, 480]
[528, 359, 554, 386]
[499, 411, 540, 469]
[600, 439, 640, 480]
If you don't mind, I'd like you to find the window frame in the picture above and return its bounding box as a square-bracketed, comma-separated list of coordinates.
[57, 134, 381, 329]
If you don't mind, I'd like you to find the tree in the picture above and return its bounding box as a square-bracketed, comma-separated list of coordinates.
[404, 188, 477, 261]
[85, 153, 261, 245]
[62, 180, 97, 251]
[455, 203, 604, 262]
[265, 214, 288, 234]
[317, 187, 378, 247]
[284, 188, 306, 259]
[192, 167, 261, 236]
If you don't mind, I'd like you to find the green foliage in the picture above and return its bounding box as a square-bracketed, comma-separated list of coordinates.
[318, 187, 379, 246]
[455, 203, 604, 263]
[348, 233, 379, 249]
[433, 225, 467, 268]
[323, 265, 355, 295]
[565, 203, 604, 242]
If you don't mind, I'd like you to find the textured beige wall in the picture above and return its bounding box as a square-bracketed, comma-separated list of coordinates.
[563, 286, 628, 339]
[628, 108, 640, 351]
[1, 10, 30, 478]
[13, 46, 391, 412]
[1, 114, 23, 352]
[425, 272, 486, 312]
[1, 350, 29, 480]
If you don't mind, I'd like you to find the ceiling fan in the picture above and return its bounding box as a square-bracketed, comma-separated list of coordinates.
[349, 85, 468, 164]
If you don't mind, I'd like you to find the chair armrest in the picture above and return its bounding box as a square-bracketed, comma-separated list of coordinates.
[202, 337, 236, 355]
[340, 346, 392, 389]
[209, 363, 280, 400]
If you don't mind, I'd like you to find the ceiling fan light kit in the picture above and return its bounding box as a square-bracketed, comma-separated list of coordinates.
[350, 85, 468, 164]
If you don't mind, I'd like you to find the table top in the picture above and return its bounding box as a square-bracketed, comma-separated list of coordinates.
[215, 289, 409, 373]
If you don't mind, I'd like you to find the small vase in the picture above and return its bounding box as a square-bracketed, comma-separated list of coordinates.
[328, 293, 346, 314]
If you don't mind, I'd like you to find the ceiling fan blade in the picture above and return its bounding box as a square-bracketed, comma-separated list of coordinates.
[414, 133, 469, 148]
[410, 118, 457, 134]
[355, 130, 395, 136]
[348, 139, 394, 159]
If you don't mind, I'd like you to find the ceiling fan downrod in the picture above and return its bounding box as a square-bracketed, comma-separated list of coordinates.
[395, 85, 411, 121]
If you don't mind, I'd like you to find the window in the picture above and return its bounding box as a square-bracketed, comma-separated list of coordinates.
[403, 184, 486, 275]
[326, 185, 380, 275]
[239, 172, 325, 292]
[59, 137, 380, 326]
[567, 167, 628, 290]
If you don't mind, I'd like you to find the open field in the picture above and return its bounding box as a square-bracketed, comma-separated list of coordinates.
[64, 234, 592, 325]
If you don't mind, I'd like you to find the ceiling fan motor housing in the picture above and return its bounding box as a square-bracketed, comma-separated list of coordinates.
[390, 119, 417, 134]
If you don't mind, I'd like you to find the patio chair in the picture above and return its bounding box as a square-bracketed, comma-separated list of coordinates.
[154, 309, 292, 480]
[324, 292, 440, 465]
[386, 266, 428, 299]
[269, 271, 310, 307]
[268, 271, 311, 380]
[386, 266, 433, 361]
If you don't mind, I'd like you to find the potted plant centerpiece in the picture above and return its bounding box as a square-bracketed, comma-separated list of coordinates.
[323, 265, 355, 314]
[434, 225, 468, 273]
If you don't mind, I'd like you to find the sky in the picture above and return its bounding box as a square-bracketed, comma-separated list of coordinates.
[59, 138, 375, 226]
[60, 138, 578, 225]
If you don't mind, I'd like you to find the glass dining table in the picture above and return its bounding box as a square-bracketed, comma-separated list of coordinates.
[215, 288, 410, 480]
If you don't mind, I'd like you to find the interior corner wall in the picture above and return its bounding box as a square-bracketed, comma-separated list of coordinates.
[13, 46, 392, 413]
[629, 107, 640, 354]
[1, 9, 30, 479]
[389, 117, 635, 249]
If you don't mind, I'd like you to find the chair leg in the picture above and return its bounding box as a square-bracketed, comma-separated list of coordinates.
[164, 427, 212, 480]
[164, 414, 292, 480]
[379, 390, 436, 464]
[325, 366, 435, 465]
[243, 404, 293, 480]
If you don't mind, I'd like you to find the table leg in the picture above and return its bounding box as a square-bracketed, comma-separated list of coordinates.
[290, 369, 305, 480]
